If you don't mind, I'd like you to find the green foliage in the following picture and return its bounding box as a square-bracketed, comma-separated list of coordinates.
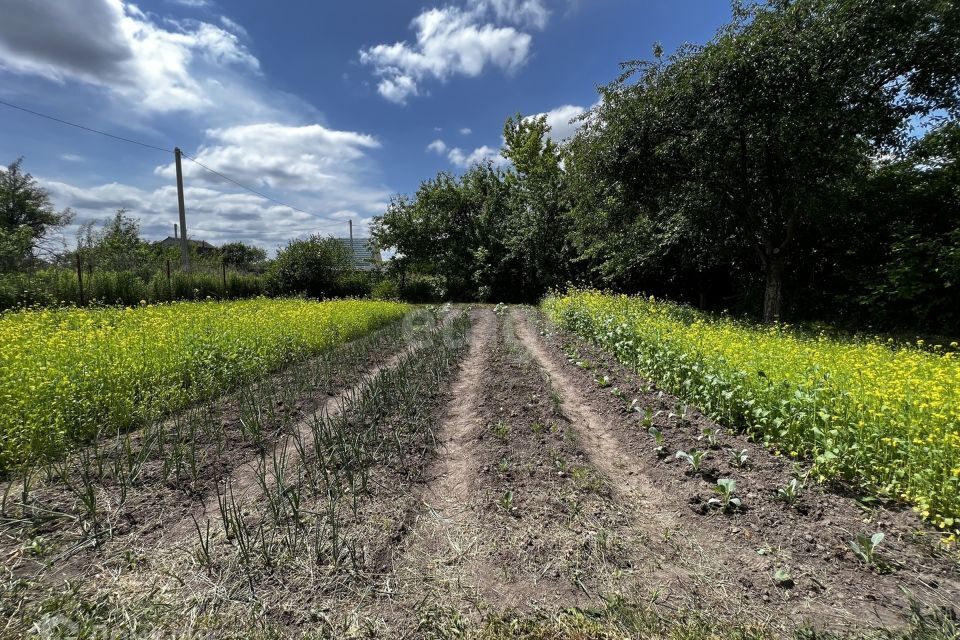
[219, 241, 268, 273]
[544, 290, 960, 535]
[375, 0, 960, 334]
[265, 235, 353, 298]
[0, 158, 72, 268]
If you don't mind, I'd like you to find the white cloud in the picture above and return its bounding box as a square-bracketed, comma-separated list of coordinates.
[426, 139, 448, 154]
[447, 145, 507, 168]
[219, 15, 248, 38]
[470, 0, 549, 29]
[60, 154, 85, 162]
[0, 0, 259, 114]
[359, 3, 539, 104]
[459, 127, 472, 135]
[42, 122, 390, 251]
[529, 103, 590, 142]
[155, 122, 381, 191]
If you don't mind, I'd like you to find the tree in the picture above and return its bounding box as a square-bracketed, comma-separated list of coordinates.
[219, 241, 267, 273]
[265, 235, 352, 298]
[501, 113, 573, 297]
[77, 209, 149, 274]
[0, 158, 72, 269]
[372, 163, 518, 301]
[576, 0, 960, 321]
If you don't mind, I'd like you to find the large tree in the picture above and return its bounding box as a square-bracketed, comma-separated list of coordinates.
[0, 158, 72, 269]
[501, 113, 572, 297]
[573, 0, 960, 321]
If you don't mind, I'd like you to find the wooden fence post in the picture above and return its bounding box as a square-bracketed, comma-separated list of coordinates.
[221, 261, 227, 297]
[166, 259, 172, 301]
[76, 253, 84, 306]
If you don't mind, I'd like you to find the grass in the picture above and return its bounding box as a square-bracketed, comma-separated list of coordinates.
[0, 297, 408, 472]
[543, 290, 960, 539]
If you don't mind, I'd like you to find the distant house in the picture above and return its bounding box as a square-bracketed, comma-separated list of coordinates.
[159, 237, 218, 255]
[336, 237, 382, 271]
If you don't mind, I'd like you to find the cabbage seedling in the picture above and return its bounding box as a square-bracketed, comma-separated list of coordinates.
[675, 449, 707, 472]
[709, 478, 742, 511]
[777, 478, 804, 505]
[698, 427, 719, 448]
[729, 448, 749, 468]
[849, 532, 884, 566]
[648, 426, 666, 457]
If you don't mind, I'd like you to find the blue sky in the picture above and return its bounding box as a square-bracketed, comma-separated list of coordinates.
[0, 0, 733, 253]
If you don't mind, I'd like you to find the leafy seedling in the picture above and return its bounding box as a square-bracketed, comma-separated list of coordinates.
[492, 420, 511, 442]
[708, 478, 742, 511]
[675, 449, 707, 472]
[498, 490, 516, 514]
[849, 532, 885, 567]
[595, 375, 611, 388]
[777, 478, 804, 505]
[648, 426, 667, 457]
[729, 448, 749, 468]
[774, 568, 794, 588]
[698, 427, 719, 448]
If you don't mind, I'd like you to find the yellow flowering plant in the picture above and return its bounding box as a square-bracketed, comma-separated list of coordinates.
[543, 290, 960, 535]
[0, 298, 408, 472]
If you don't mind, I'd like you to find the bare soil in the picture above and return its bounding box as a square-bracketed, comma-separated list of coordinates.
[513, 306, 960, 630]
[1, 305, 957, 639]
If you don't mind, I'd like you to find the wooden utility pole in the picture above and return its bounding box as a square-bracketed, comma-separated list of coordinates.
[174, 147, 190, 270]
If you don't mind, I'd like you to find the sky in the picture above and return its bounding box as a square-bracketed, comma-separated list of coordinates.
[0, 0, 734, 254]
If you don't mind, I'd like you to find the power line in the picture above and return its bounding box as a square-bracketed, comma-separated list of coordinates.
[1, 99, 344, 229]
[180, 153, 321, 219]
[0, 99, 173, 154]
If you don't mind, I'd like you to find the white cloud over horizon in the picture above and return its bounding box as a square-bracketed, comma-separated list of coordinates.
[359, 0, 549, 104]
[0, 1, 393, 251]
[0, 0, 259, 115]
[447, 144, 508, 168]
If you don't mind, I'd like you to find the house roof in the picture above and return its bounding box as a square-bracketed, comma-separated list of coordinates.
[159, 237, 217, 250]
[336, 237, 381, 270]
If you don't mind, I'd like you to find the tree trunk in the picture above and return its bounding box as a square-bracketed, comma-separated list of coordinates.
[762, 255, 785, 323]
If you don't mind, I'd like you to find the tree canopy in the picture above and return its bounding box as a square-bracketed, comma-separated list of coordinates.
[373, 0, 960, 331]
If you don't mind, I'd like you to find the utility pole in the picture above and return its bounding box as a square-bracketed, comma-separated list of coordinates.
[174, 147, 190, 270]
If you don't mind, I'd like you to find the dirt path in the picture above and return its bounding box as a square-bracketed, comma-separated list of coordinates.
[512, 306, 960, 631]
[421, 309, 494, 519]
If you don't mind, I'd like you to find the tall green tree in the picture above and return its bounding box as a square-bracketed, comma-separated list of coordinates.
[372, 163, 517, 301]
[76, 209, 149, 274]
[502, 113, 572, 297]
[572, 0, 960, 321]
[0, 158, 72, 269]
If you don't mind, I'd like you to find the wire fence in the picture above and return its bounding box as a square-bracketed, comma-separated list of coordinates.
[0, 258, 265, 311]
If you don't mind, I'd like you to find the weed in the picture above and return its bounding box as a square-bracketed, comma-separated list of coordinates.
[492, 420, 511, 442]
